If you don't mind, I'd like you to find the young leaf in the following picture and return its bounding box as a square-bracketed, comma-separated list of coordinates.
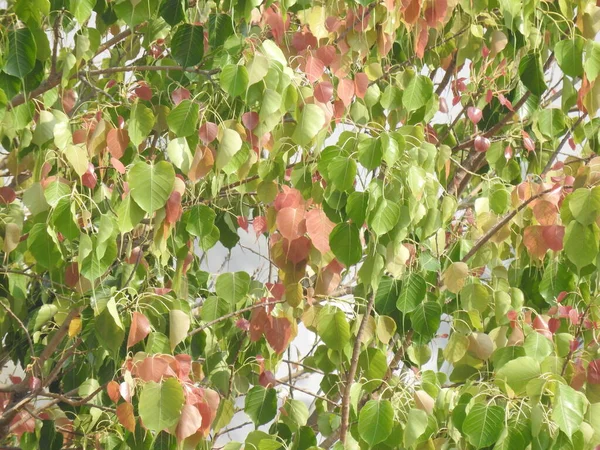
[138, 379, 185, 432]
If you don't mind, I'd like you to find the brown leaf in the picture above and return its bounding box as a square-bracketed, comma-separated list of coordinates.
[106, 128, 130, 159]
[127, 312, 151, 348]
[107, 380, 120, 403]
[116, 402, 136, 432]
[188, 146, 214, 182]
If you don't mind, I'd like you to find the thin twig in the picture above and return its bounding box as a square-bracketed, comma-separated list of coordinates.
[541, 113, 587, 175]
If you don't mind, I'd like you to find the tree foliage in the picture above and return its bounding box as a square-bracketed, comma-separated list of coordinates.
[0, 0, 600, 449]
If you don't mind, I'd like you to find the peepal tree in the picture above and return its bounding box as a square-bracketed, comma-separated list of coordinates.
[1, 0, 600, 449]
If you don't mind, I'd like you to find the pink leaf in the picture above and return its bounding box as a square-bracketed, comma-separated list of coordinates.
[499, 93, 514, 111]
[199, 122, 218, 144]
[135, 85, 153, 101]
[414, 19, 428, 59]
[338, 78, 355, 107]
[306, 208, 335, 253]
[276, 207, 306, 240]
[305, 54, 325, 83]
[119, 382, 132, 403]
[354, 73, 369, 99]
[82, 164, 97, 189]
[107, 128, 130, 159]
[273, 186, 304, 211]
[292, 31, 317, 52]
[259, 370, 277, 388]
[127, 312, 151, 348]
[282, 236, 312, 264]
[404, 0, 421, 24]
[116, 403, 136, 432]
[265, 316, 292, 354]
[316, 45, 336, 66]
[314, 81, 334, 103]
[242, 112, 259, 131]
[588, 360, 600, 384]
[236, 318, 250, 331]
[165, 191, 183, 224]
[136, 356, 175, 382]
[253, 216, 267, 237]
[111, 157, 126, 174]
[176, 404, 203, 442]
[172, 87, 191, 105]
[237, 216, 249, 232]
[264, 6, 284, 44]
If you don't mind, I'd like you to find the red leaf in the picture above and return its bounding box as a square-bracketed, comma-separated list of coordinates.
[107, 380, 120, 403]
[242, 112, 259, 131]
[250, 307, 270, 342]
[314, 81, 334, 103]
[588, 359, 600, 384]
[189, 146, 215, 182]
[264, 6, 284, 44]
[82, 164, 97, 189]
[266, 283, 285, 301]
[548, 318, 561, 333]
[253, 215, 267, 237]
[0, 187, 16, 204]
[276, 207, 306, 240]
[541, 225, 564, 251]
[532, 200, 558, 226]
[135, 85, 153, 101]
[65, 262, 80, 288]
[292, 31, 318, 52]
[354, 73, 369, 99]
[176, 404, 203, 441]
[305, 54, 325, 83]
[533, 315, 552, 339]
[523, 225, 564, 259]
[265, 316, 292, 354]
[259, 370, 277, 388]
[338, 78, 355, 107]
[127, 312, 151, 348]
[199, 122, 218, 144]
[282, 236, 312, 264]
[274, 186, 304, 211]
[237, 216, 249, 232]
[316, 45, 336, 66]
[498, 93, 514, 111]
[414, 19, 428, 59]
[165, 191, 183, 224]
[10, 411, 35, 437]
[107, 128, 130, 159]
[424, 0, 448, 26]
[306, 209, 335, 253]
[116, 402, 136, 432]
[404, 0, 421, 24]
[172, 87, 191, 105]
[236, 318, 250, 331]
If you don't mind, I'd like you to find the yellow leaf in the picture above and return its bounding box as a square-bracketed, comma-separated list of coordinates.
[68, 316, 82, 337]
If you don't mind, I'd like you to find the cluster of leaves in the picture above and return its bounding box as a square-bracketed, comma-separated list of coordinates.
[1, 0, 600, 449]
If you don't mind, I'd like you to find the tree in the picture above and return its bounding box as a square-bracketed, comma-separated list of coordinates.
[0, 0, 600, 448]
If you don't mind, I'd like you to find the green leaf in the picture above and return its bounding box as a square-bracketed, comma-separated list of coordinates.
[317, 308, 350, 351]
[327, 157, 357, 191]
[357, 137, 383, 170]
[358, 347, 388, 391]
[584, 40, 600, 82]
[397, 273, 426, 314]
[128, 161, 175, 214]
[215, 129, 242, 172]
[209, 14, 235, 48]
[358, 400, 394, 446]
[564, 221, 598, 269]
[496, 356, 541, 394]
[463, 404, 505, 449]
[282, 399, 309, 429]
[81, 238, 117, 280]
[402, 75, 433, 112]
[167, 100, 199, 137]
[555, 37, 585, 78]
[138, 379, 185, 432]
[169, 310, 190, 350]
[201, 296, 229, 322]
[568, 187, 600, 225]
[403, 408, 428, 448]
[374, 276, 401, 315]
[215, 272, 251, 304]
[159, 0, 185, 26]
[4, 28, 37, 78]
[537, 108, 566, 138]
[69, 0, 96, 24]
[411, 301, 441, 341]
[129, 102, 155, 147]
[519, 54, 547, 97]
[185, 205, 216, 237]
[116, 194, 146, 233]
[220, 64, 249, 98]
[292, 104, 325, 146]
[95, 298, 125, 355]
[33, 304, 58, 331]
[552, 384, 588, 437]
[171, 24, 204, 67]
[114, 0, 159, 26]
[27, 223, 61, 269]
[244, 386, 277, 426]
[367, 198, 400, 236]
[51, 197, 79, 241]
[329, 222, 361, 266]
[346, 191, 369, 226]
[523, 332, 553, 362]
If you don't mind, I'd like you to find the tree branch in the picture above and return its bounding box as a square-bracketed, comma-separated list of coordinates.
[339, 293, 375, 444]
[541, 113, 587, 175]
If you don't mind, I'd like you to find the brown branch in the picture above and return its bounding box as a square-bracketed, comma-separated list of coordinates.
[435, 55, 456, 96]
[460, 187, 562, 263]
[188, 300, 285, 337]
[277, 380, 337, 406]
[87, 65, 220, 78]
[94, 27, 136, 58]
[339, 293, 375, 444]
[0, 302, 34, 359]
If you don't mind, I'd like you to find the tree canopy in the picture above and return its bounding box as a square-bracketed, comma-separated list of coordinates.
[1, 0, 600, 449]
